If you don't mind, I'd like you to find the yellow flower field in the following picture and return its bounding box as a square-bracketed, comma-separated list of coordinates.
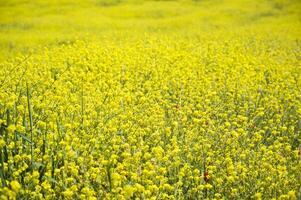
[0, 0, 301, 199]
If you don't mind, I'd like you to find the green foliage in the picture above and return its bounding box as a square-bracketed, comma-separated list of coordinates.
[97, 0, 123, 6]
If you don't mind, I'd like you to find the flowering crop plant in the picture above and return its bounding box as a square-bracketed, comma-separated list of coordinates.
[0, 0, 301, 199]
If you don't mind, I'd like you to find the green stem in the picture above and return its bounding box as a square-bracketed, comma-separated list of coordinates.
[26, 82, 34, 170]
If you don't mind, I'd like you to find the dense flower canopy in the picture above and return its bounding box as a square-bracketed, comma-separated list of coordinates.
[0, 0, 301, 199]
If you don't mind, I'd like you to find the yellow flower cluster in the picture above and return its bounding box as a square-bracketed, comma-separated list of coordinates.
[0, 0, 301, 199]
